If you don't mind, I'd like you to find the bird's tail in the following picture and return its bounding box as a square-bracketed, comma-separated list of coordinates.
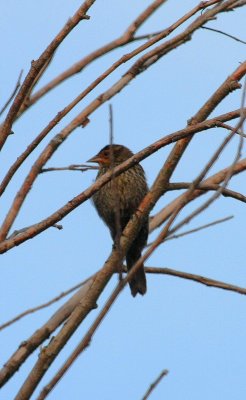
[126, 249, 147, 297]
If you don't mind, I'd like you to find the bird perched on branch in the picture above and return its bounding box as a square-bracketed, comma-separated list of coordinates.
[87, 144, 149, 297]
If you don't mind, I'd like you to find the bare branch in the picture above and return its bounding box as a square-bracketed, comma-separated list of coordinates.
[217, 121, 246, 138]
[201, 25, 246, 44]
[142, 369, 169, 400]
[40, 164, 98, 173]
[145, 267, 246, 295]
[150, 215, 234, 244]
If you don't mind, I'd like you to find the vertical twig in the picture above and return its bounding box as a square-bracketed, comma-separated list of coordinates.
[109, 104, 123, 280]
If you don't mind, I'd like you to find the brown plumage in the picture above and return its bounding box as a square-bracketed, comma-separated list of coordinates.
[88, 144, 148, 297]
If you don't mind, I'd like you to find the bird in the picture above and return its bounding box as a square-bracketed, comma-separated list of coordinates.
[87, 144, 149, 297]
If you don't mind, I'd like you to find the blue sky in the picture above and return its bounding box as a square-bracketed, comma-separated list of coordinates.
[0, 1, 245, 399]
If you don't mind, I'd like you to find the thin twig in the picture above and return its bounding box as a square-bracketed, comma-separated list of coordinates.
[0, 70, 23, 117]
[7, 223, 63, 239]
[0, 277, 92, 331]
[167, 215, 234, 239]
[201, 25, 246, 44]
[142, 369, 169, 400]
[167, 215, 234, 240]
[144, 267, 246, 295]
[40, 164, 98, 173]
[147, 215, 234, 246]
[217, 121, 246, 138]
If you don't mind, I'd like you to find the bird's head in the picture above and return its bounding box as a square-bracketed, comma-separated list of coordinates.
[87, 144, 133, 167]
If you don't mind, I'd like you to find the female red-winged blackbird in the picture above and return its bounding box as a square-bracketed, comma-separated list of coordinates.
[88, 144, 148, 297]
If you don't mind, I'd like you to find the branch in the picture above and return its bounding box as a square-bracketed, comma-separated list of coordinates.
[201, 25, 246, 44]
[148, 215, 234, 245]
[217, 121, 246, 138]
[142, 370, 169, 400]
[145, 267, 246, 295]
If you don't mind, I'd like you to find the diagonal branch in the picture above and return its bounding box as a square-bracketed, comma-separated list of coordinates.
[164, 215, 234, 241]
[141, 370, 169, 400]
[0, 0, 95, 150]
[201, 25, 246, 44]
